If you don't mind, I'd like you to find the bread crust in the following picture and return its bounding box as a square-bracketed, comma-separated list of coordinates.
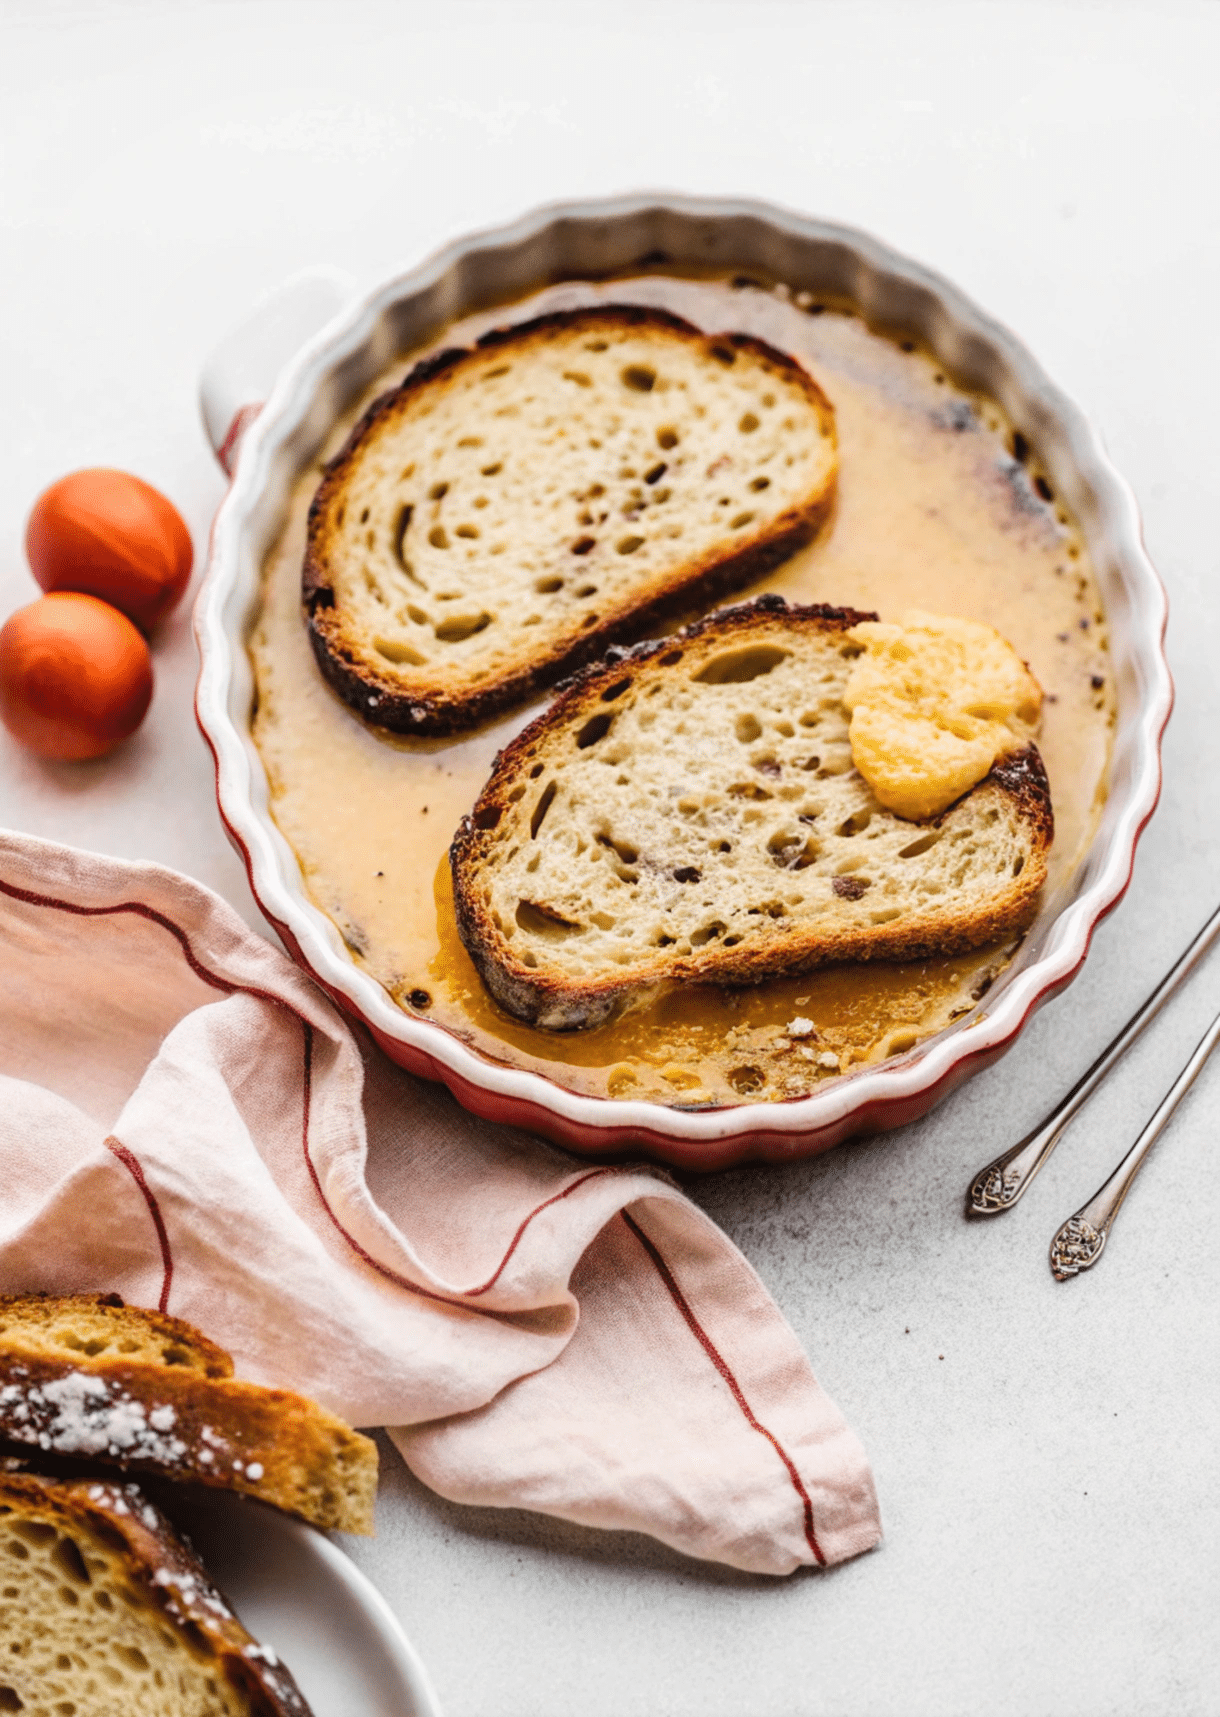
[303, 306, 837, 735]
[450, 596, 1054, 1031]
[0, 1290, 234, 1377]
[0, 1295, 377, 1535]
[0, 1465, 313, 1715]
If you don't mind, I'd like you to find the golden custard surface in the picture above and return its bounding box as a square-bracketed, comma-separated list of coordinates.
[845, 610, 1042, 820]
[250, 275, 1114, 1107]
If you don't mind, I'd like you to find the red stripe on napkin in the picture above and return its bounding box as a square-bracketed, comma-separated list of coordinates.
[622, 1208, 826, 1566]
[103, 1136, 174, 1313]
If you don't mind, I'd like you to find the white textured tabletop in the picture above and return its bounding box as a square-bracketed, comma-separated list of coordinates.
[3, 3, 1218, 1713]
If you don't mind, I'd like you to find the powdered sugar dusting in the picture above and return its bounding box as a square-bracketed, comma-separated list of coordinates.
[0, 1368, 189, 1463]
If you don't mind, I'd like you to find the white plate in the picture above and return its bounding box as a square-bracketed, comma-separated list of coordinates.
[161, 1489, 444, 1717]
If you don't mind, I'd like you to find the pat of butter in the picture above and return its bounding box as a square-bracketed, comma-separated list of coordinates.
[843, 610, 1041, 821]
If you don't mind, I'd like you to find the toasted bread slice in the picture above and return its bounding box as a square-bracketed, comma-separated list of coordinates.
[303, 305, 837, 734]
[0, 1295, 376, 1535]
[0, 1464, 313, 1714]
[450, 596, 1053, 1031]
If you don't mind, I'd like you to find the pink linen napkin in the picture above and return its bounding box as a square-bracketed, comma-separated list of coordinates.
[0, 829, 880, 1574]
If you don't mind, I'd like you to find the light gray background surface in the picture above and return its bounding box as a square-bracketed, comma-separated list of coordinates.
[2, 3, 1218, 1713]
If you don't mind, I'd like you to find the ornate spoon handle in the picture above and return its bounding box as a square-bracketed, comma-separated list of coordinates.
[968, 901, 1220, 1215]
[1049, 1003, 1220, 1278]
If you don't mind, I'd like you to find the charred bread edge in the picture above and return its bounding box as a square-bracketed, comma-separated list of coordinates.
[0, 1297, 377, 1536]
[450, 594, 1054, 1031]
[0, 1465, 313, 1715]
[0, 1351, 376, 1535]
[302, 306, 838, 736]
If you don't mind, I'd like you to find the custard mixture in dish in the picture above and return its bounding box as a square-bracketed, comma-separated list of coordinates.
[250, 273, 1113, 1107]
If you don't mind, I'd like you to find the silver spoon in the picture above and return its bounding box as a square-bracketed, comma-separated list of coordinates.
[967, 901, 1220, 1216]
[1049, 1003, 1220, 1278]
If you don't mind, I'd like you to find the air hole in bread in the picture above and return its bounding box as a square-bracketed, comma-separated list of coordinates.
[481, 462, 502, 476]
[617, 535, 644, 555]
[597, 832, 638, 865]
[535, 576, 564, 593]
[735, 713, 762, 744]
[693, 645, 789, 684]
[374, 636, 427, 666]
[428, 526, 449, 549]
[750, 476, 771, 492]
[1034, 475, 1054, 502]
[393, 504, 413, 567]
[659, 650, 683, 666]
[601, 678, 630, 702]
[530, 781, 557, 837]
[576, 713, 614, 749]
[571, 537, 596, 555]
[575, 584, 598, 599]
[622, 365, 656, 392]
[51, 1537, 90, 1586]
[656, 427, 679, 449]
[435, 612, 491, 643]
[484, 365, 510, 379]
[690, 921, 726, 946]
[1012, 854, 1025, 875]
[710, 345, 736, 366]
[729, 781, 772, 802]
[899, 830, 942, 859]
[730, 511, 755, 530]
[406, 604, 429, 626]
[516, 900, 583, 939]
[837, 809, 872, 837]
[739, 413, 759, 434]
[581, 613, 599, 628]
[455, 524, 479, 539]
[474, 804, 502, 831]
[768, 832, 818, 871]
[563, 370, 592, 387]
[529, 762, 544, 778]
[644, 462, 668, 485]
[673, 866, 702, 883]
[429, 482, 449, 501]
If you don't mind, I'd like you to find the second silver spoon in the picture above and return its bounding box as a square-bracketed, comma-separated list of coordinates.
[967, 900, 1220, 1216]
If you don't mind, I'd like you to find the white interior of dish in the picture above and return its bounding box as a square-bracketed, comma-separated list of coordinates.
[197, 194, 1170, 1145]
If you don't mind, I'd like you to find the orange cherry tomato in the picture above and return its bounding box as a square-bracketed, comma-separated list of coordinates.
[26, 468, 193, 632]
[0, 593, 153, 761]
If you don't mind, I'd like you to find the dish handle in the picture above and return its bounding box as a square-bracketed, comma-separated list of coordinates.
[199, 265, 357, 476]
